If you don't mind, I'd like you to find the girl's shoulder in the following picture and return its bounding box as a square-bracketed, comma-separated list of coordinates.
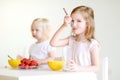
[30, 40, 50, 48]
[91, 39, 100, 44]
[89, 39, 100, 49]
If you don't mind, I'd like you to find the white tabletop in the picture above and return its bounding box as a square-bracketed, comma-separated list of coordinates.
[0, 67, 98, 80]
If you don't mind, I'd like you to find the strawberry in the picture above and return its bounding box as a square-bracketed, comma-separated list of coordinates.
[30, 60, 38, 66]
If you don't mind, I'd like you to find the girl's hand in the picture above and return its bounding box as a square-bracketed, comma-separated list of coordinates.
[30, 56, 41, 64]
[64, 15, 72, 26]
[16, 54, 23, 59]
[66, 59, 80, 72]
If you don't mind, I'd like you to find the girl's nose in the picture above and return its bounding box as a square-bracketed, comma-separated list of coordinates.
[32, 31, 36, 35]
[71, 22, 77, 28]
[32, 33, 36, 37]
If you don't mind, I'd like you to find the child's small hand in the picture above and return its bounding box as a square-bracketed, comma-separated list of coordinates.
[64, 15, 72, 25]
[31, 56, 41, 65]
[16, 54, 23, 59]
[66, 59, 80, 72]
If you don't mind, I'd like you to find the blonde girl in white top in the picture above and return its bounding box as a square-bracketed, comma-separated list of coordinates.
[18, 18, 56, 68]
[50, 5, 100, 72]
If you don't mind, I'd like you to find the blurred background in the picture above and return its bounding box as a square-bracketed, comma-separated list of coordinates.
[0, 0, 120, 80]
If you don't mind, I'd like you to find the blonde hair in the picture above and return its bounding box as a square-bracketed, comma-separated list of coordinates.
[31, 18, 51, 39]
[71, 5, 95, 41]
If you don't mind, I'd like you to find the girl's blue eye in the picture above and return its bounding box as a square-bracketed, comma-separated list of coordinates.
[71, 20, 81, 23]
[71, 20, 74, 23]
[36, 29, 39, 31]
[77, 20, 81, 22]
[31, 29, 34, 32]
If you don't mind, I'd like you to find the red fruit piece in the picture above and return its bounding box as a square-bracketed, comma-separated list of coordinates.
[24, 65, 30, 69]
[19, 63, 25, 66]
[21, 58, 27, 63]
[25, 59, 31, 65]
[30, 60, 38, 66]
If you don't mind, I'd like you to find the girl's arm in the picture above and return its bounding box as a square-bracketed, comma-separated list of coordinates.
[50, 15, 72, 47]
[88, 44, 100, 72]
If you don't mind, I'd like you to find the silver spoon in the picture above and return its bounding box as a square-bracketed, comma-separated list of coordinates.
[8, 55, 14, 60]
[63, 8, 68, 15]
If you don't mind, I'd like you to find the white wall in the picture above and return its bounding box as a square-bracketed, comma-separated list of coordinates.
[0, 0, 120, 80]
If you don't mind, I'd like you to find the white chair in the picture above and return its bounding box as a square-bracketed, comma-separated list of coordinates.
[102, 57, 108, 80]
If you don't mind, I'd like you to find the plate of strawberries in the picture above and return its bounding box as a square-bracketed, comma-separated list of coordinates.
[18, 58, 39, 69]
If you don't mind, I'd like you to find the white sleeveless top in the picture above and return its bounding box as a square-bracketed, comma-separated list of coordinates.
[29, 40, 56, 68]
[66, 37, 100, 66]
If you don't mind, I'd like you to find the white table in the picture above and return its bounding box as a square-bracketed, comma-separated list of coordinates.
[0, 67, 98, 80]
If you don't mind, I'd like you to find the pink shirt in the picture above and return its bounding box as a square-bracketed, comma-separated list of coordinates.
[65, 37, 100, 66]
